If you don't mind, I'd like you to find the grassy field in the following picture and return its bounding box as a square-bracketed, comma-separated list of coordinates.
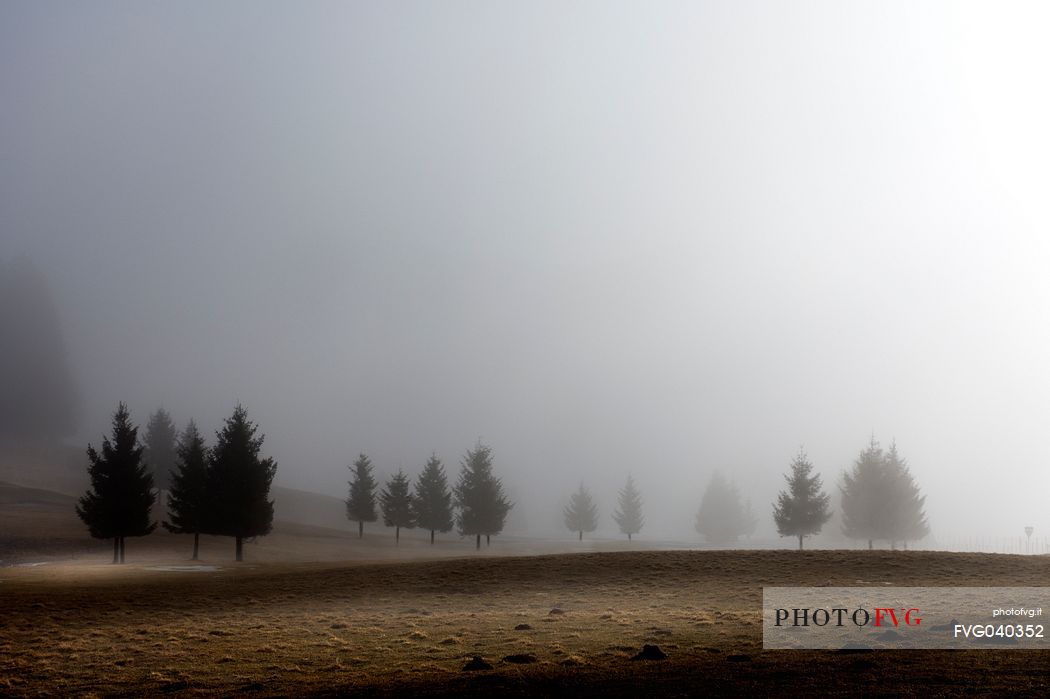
[4, 548, 1050, 697]
[3, 480, 1050, 697]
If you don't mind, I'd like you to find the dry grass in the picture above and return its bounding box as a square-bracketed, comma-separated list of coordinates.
[3, 549, 1050, 696]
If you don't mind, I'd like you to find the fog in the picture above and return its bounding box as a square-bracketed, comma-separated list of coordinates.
[4, 1, 1050, 544]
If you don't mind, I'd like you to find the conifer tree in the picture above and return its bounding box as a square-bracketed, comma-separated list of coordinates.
[883, 442, 929, 549]
[772, 448, 832, 550]
[695, 472, 754, 546]
[380, 469, 415, 543]
[840, 437, 929, 550]
[454, 442, 512, 550]
[143, 407, 177, 493]
[163, 420, 209, 560]
[564, 483, 599, 541]
[412, 454, 454, 544]
[206, 405, 276, 561]
[612, 474, 644, 541]
[346, 453, 378, 538]
[840, 436, 886, 550]
[76, 403, 156, 563]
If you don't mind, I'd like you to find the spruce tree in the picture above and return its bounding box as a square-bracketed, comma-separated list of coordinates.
[454, 442, 512, 550]
[563, 483, 599, 540]
[346, 453, 378, 538]
[380, 469, 415, 543]
[163, 420, 209, 560]
[206, 405, 277, 562]
[695, 472, 753, 546]
[143, 407, 177, 493]
[883, 442, 929, 549]
[772, 448, 832, 550]
[612, 474, 644, 541]
[840, 437, 929, 550]
[76, 403, 156, 563]
[840, 437, 886, 549]
[412, 454, 454, 544]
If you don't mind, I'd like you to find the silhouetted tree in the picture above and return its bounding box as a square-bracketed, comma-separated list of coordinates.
[163, 420, 209, 560]
[0, 257, 77, 439]
[205, 405, 276, 561]
[412, 454, 454, 544]
[695, 472, 754, 546]
[143, 407, 177, 492]
[76, 403, 156, 563]
[840, 437, 929, 550]
[346, 453, 378, 538]
[612, 474, 644, 541]
[773, 449, 832, 550]
[380, 469, 415, 543]
[454, 442, 512, 550]
[564, 483, 599, 540]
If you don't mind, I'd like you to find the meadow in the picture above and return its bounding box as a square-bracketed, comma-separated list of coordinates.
[4, 546, 1050, 696]
[3, 480, 1050, 696]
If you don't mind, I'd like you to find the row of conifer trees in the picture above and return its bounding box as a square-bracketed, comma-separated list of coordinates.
[75, 403, 522, 561]
[77, 402, 927, 561]
[77, 403, 275, 562]
[344, 443, 514, 550]
[562, 439, 928, 551]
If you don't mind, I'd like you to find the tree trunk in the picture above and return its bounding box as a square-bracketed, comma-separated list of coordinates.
[628, 533, 632, 542]
[430, 529, 435, 545]
[119, 536, 125, 563]
[113, 537, 119, 564]
[236, 536, 243, 562]
[475, 534, 481, 550]
[358, 520, 363, 538]
[868, 539, 873, 550]
[192, 532, 199, 561]
[486, 534, 490, 547]
[578, 530, 583, 541]
[798, 534, 804, 551]
[395, 526, 400, 545]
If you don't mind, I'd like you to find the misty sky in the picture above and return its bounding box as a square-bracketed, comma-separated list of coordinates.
[4, 1, 1050, 541]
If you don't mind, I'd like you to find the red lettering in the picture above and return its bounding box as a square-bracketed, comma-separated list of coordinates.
[874, 608, 899, 627]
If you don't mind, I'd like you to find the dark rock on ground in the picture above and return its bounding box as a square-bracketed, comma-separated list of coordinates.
[462, 656, 493, 671]
[631, 644, 667, 660]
